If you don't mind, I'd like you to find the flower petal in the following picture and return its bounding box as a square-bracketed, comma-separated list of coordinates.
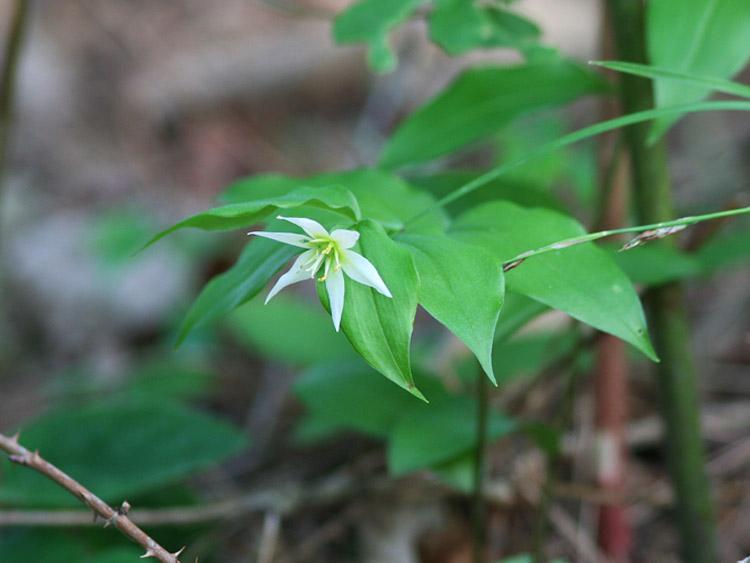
[341, 250, 392, 298]
[265, 250, 315, 303]
[277, 216, 328, 238]
[325, 267, 345, 332]
[330, 229, 359, 249]
[248, 231, 310, 248]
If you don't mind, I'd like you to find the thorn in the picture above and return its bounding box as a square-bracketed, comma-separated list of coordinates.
[30, 450, 42, 464]
[172, 546, 186, 558]
[140, 549, 156, 559]
[9, 432, 20, 444]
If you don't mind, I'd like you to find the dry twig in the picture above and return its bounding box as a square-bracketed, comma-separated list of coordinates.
[0, 432, 183, 563]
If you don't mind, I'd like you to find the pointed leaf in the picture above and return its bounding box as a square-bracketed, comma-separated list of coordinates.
[452, 202, 656, 360]
[398, 233, 504, 383]
[593, 60, 750, 99]
[379, 60, 607, 168]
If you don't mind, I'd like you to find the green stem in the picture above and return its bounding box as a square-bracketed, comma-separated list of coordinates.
[609, 1, 718, 562]
[501, 205, 750, 268]
[0, 0, 30, 183]
[472, 370, 489, 563]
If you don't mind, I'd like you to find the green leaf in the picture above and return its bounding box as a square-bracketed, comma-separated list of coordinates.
[452, 202, 657, 360]
[0, 531, 89, 563]
[327, 221, 422, 397]
[379, 59, 607, 168]
[493, 331, 579, 385]
[333, 0, 425, 73]
[398, 233, 504, 383]
[144, 185, 361, 247]
[227, 294, 356, 365]
[428, 0, 539, 55]
[593, 60, 750, 99]
[222, 168, 448, 233]
[697, 228, 750, 273]
[0, 398, 247, 507]
[494, 291, 548, 343]
[176, 235, 300, 344]
[388, 394, 516, 474]
[647, 0, 750, 139]
[611, 243, 701, 286]
[294, 361, 440, 439]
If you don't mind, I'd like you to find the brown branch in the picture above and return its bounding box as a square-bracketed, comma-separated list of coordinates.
[0, 432, 183, 562]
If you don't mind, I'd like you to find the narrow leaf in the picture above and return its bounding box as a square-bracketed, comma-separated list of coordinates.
[593, 60, 750, 99]
[176, 237, 300, 343]
[144, 186, 360, 248]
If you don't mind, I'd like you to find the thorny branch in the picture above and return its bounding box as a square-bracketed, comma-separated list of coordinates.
[0, 432, 184, 563]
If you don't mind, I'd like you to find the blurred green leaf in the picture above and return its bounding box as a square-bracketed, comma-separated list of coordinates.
[124, 357, 216, 401]
[144, 186, 361, 247]
[611, 243, 701, 285]
[388, 394, 516, 474]
[176, 235, 299, 344]
[0, 530, 88, 563]
[88, 548, 145, 563]
[294, 361, 441, 439]
[493, 331, 578, 384]
[90, 208, 157, 268]
[428, 0, 539, 55]
[452, 202, 656, 360]
[696, 228, 750, 273]
[227, 294, 355, 365]
[647, 0, 750, 140]
[0, 398, 247, 507]
[323, 221, 422, 398]
[333, 0, 425, 72]
[429, 452, 475, 492]
[398, 233, 505, 383]
[379, 60, 607, 168]
[494, 291, 548, 343]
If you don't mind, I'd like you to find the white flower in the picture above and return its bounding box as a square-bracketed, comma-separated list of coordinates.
[249, 216, 392, 331]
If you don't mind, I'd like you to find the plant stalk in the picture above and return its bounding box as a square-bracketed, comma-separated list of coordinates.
[0, 0, 30, 184]
[608, 1, 718, 562]
[472, 370, 489, 563]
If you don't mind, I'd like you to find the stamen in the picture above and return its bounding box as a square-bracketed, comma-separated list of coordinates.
[318, 256, 332, 281]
